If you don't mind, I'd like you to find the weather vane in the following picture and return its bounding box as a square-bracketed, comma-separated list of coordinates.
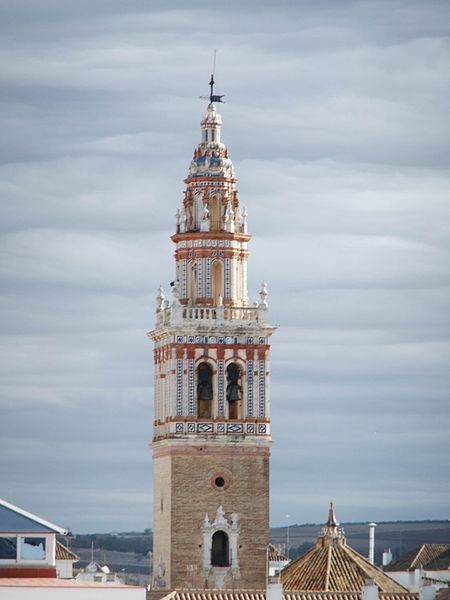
[200, 49, 225, 104]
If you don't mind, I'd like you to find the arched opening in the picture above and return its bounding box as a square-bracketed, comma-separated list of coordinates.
[188, 261, 197, 305]
[210, 194, 221, 231]
[211, 531, 229, 567]
[197, 362, 213, 418]
[194, 194, 203, 230]
[212, 261, 224, 305]
[226, 363, 242, 420]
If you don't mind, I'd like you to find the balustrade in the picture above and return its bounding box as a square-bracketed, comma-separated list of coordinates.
[155, 303, 265, 326]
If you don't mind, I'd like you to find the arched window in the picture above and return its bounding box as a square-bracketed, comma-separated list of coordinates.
[194, 194, 203, 230]
[188, 261, 197, 304]
[197, 362, 213, 418]
[226, 363, 242, 420]
[211, 531, 229, 567]
[212, 260, 224, 305]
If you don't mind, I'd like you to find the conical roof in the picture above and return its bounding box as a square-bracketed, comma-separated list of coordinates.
[281, 503, 407, 593]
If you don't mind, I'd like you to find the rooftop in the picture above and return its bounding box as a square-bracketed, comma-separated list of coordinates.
[281, 504, 407, 593]
[159, 591, 418, 600]
[385, 544, 450, 572]
[55, 540, 79, 561]
[0, 498, 67, 535]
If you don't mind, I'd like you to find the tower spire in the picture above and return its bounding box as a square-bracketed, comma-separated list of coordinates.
[319, 501, 346, 545]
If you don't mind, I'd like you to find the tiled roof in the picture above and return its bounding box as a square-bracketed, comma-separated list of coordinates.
[281, 504, 406, 593]
[281, 543, 407, 592]
[158, 591, 417, 600]
[55, 540, 79, 561]
[385, 545, 450, 572]
[269, 544, 288, 561]
[285, 594, 417, 600]
[162, 591, 266, 600]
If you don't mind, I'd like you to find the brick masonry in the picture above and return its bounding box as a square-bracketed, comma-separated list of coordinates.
[152, 441, 270, 590]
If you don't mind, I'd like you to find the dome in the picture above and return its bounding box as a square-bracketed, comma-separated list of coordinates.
[281, 503, 408, 593]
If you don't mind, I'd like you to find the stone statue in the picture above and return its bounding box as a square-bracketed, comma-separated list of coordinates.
[156, 286, 165, 311]
[180, 207, 187, 232]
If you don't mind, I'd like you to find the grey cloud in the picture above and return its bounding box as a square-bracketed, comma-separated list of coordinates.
[0, 0, 449, 531]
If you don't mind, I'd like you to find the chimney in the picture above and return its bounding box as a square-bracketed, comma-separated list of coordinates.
[362, 579, 379, 600]
[368, 523, 377, 565]
[267, 577, 283, 600]
[419, 583, 436, 600]
[382, 548, 392, 567]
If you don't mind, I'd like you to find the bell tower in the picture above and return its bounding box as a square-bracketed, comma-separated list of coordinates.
[148, 92, 276, 591]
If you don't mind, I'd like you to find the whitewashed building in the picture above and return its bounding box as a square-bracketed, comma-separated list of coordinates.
[385, 544, 450, 592]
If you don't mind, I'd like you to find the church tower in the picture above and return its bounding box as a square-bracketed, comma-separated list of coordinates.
[148, 91, 276, 591]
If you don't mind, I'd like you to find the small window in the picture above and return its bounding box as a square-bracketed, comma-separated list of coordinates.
[211, 531, 229, 567]
[211, 472, 230, 491]
[20, 537, 46, 560]
[0, 537, 17, 559]
[204, 130, 208, 142]
[211, 129, 215, 142]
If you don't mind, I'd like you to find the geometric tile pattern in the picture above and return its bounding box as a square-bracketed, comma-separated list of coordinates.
[247, 359, 254, 416]
[218, 359, 225, 416]
[188, 359, 195, 415]
[176, 359, 183, 415]
[258, 359, 265, 416]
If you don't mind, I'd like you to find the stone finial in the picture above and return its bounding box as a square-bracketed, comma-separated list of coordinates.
[214, 505, 227, 526]
[319, 501, 346, 543]
[326, 501, 338, 528]
[242, 207, 248, 233]
[156, 286, 165, 311]
[259, 281, 268, 307]
[180, 207, 187, 233]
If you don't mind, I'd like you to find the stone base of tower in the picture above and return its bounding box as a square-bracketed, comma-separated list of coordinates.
[152, 440, 270, 591]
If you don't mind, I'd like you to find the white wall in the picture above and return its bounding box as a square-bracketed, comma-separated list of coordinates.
[388, 569, 450, 592]
[56, 559, 74, 579]
[0, 586, 146, 600]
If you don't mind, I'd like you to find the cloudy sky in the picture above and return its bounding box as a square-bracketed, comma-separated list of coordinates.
[1, 0, 449, 533]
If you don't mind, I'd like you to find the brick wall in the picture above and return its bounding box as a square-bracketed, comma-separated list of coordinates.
[153, 441, 270, 590]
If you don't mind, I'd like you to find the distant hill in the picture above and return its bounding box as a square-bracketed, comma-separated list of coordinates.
[269, 520, 450, 562]
[62, 520, 450, 581]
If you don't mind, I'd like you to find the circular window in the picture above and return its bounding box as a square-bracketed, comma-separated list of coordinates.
[211, 472, 230, 491]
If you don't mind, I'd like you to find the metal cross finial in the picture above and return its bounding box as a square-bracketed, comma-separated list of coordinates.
[205, 49, 224, 104]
